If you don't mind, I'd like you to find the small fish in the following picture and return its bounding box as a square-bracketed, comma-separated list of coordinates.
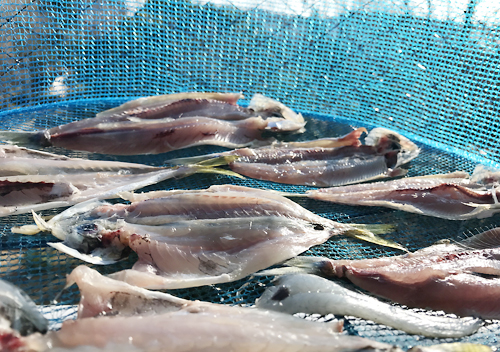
[171, 127, 420, 187]
[256, 273, 483, 338]
[0, 278, 48, 336]
[6, 266, 402, 352]
[14, 185, 401, 289]
[0, 93, 305, 155]
[306, 165, 500, 220]
[262, 227, 500, 320]
[0, 145, 238, 217]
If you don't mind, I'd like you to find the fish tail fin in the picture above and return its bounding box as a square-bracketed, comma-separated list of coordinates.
[0, 130, 49, 148]
[183, 156, 245, 179]
[168, 153, 224, 165]
[10, 210, 50, 235]
[344, 224, 408, 252]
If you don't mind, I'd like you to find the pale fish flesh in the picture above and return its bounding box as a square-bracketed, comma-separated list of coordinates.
[170, 127, 420, 187]
[306, 165, 500, 220]
[14, 185, 401, 289]
[267, 227, 500, 319]
[0, 278, 48, 336]
[0, 93, 306, 155]
[4, 266, 402, 352]
[256, 273, 483, 338]
[0, 145, 236, 217]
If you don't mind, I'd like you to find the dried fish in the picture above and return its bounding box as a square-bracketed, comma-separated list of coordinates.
[306, 165, 500, 219]
[408, 343, 493, 352]
[14, 185, 402, 289]
[256, 274, 483, 338]
[4, 266, 402, 352]
[262, 227, 500, 319]
[0, 145, 238, 217]
[0, 93, 305, 155]
[0, 279, 48, 336]
[171, 127, 420, 187]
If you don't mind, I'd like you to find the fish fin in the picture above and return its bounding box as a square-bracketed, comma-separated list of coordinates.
[193, 155, 239, 167]
[10, 210, 53, 235]
[31, 210, 51, 232]
[168, 154, 222, 165]
[344, 226, 408, 252]
[190, 166, 245, 179]
[351, 223, 396, 235]
[176, 156, 245, 179]
[48, 242, 120, 265]
[459, 227, 500, 250]
[0, 130, 48, 148]
[10, 224, 42, 235]
[255, 256, 330, 276]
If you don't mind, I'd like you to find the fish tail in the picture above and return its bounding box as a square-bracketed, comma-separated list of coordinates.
[181, 156, 245, 179]
[167, 153, 223, 165]
[0, 130, 50, 147]
[344, 224, 408, 252]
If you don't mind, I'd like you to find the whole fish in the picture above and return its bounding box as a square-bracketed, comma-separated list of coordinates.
[263, 227, 500, 320]
[305, 165, 500, 220]
[14, 185, 402, 289]
[0, 93, 306, 155]
[2, 266, 402, 352]
[0, 145, 237, 217]
[0, 279, 48, 336]
[170, 127, 420, 187]
[256, 274, 483, 338]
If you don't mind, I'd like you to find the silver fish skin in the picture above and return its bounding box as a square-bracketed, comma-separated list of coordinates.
[0, 279, 48, 337]
[0, 93, 305, 155]
[307, 170, 500, 220]
[0, 145, 224, 217]
[15, 185, 392, 289]
[272, 227, 500, 319]
[170, 127, 419, 187]
[8, 265, 403, 352]
[256, 274, 483, 338]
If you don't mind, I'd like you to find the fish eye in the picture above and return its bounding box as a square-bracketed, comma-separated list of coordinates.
[271, 286, 290, 301]
[79, 223, 98, 234]
[312, 223, 325, 231]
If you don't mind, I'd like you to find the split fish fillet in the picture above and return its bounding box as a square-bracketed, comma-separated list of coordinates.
[2, 266, 402, 352]
[14, 185, 402, 289]
[0, 93, 306, 155]
[0, 145, 236, 216]
[306, 165, 500, 219]
[171, 127, 420, 187]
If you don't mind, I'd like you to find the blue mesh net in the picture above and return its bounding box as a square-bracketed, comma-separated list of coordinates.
[1, 0, 500, 350]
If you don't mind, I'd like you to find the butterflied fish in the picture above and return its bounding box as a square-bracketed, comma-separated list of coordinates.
[0, 279, 48, 336]
[0, 145, 238, 217]
[14, 185, 402, 289]
[262, 227, 500, 319]
[256, 274, 483, 338]
[0, 93, 305, 155]
[306, 165, 500, 219]
[170, 127, 420, 187]
[4, 266, 402, 352]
